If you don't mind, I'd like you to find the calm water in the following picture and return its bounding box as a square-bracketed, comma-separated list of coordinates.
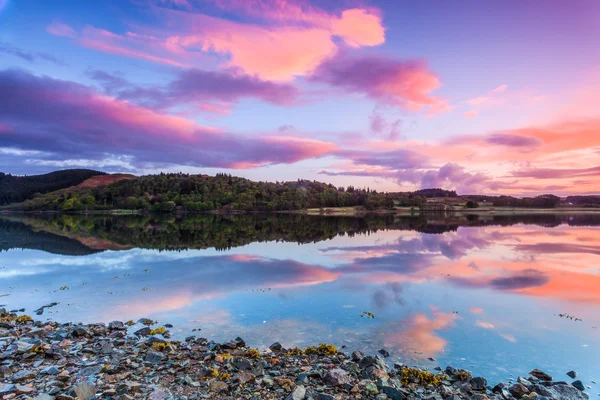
[1, 213, 599, 393]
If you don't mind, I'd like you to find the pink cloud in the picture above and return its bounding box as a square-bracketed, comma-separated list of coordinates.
[500, 333, 517, 343]
[463, 111, 478, 118]
[310, 53, 450, 115]
[492, 84, 508, 93]
[46, 21, 76, 38]
[469, 307, 484, 314]
[205, 0, 385, 48]
[476, 320, 495, 329]
[0, 69, 337, 170]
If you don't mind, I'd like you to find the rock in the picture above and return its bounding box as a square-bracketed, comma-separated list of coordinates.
[365, 382, 379, 395]
[572, 380, 585, 391]
[269, 342, 283, 352]
[33, 395, 55, 400]
[41, 366, 60, 375]
[428, 357, 436, 361]
[145, 351, 164, 364]
[286, 385, 306, 400]
[137, 318, 154, 325]
[509, 383, 530, 397]
[209, 380, 228, 393]
[492, 382, 507, 393]
[12, 369, 36, 382]
[359, 356, 387, 370]
[108, 321, 124, 329]
[74, 382, 96, 400]
[70, 327, 88, 337]
[134, 327, 151, 336]
[351, 350, 364, 361]
[0, 384, 16, 394]
[149, 388, 170, 400]
[234, 336, 246, 347]
[234, 357, 252, 371]
[324, 369, 350, 386]
[237, 372, 255, 384]
[567, 370, 578, 379]
[16, 340, 34, 353]
[362, 365, 389, 380]
[378, 349, 390, 357]
[16, 384, 35, 394]
[529, 369, 552, 381]
[470, 377, 487, 391]
[382, 385, 406, 400]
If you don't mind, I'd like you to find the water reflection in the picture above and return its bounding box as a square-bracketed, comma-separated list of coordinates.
[0, 213, 599, 393]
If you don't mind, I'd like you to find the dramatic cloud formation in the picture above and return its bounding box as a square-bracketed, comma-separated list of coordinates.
[88, 68, 298, 112]
[310, 53, 450, 114]
[0, 69, 336, 169]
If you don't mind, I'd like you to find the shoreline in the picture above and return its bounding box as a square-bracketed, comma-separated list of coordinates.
[2, 207, 600, 217]
[0, 309, 589, 400]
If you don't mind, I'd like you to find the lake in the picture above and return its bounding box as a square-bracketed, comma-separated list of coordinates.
[1, 213, 599, 393]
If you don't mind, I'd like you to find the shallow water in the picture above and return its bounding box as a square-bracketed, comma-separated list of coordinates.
[1, 213, 599, 393]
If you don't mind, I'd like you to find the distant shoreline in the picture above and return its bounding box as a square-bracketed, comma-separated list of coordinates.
[2, 207, 600, 216]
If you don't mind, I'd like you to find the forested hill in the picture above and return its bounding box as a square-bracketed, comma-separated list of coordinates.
[0, 169, 106, 205]
[3, 172, 428, 212]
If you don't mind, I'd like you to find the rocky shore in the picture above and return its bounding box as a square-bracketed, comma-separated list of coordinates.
[0, 309, 590, 400]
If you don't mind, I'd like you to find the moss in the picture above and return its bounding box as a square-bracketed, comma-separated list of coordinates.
[304, 343, 338, 356]
[15, 315, 33, 324]
[125, 320, 135, 327]
[456, 370, 472, 381]
[399, 367, 446, 386]
[285, 347, 303, 356]
[148, 327, 167, 335]
[218, 372, 231, 381]
[217, 353, 233, 361]
[245, 348, 261, 359]
[151, 341, 171, 351]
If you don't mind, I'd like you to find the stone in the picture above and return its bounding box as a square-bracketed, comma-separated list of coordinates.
[470, 377, 487, 391]
[234, 357, 252, 371]
[145, 351, 164, 364]
[365, 382, 379, 395]
[16, 384, 35, 394]
[324, 369, 350, 386]
[509, 383, 530, 397]
[209, 381, 228, 393]
[41, 366, 60, 375]
[149, 388, 170, 400]
[74, 382, 96, 400]
[492, 382, 507, 393]
[269, 342, 283, 352]
[108, 321, 124, 329]
[378, 349, 390, 357]
[351, 350, 364, 361]
[286, 385, 306, 400]
[572, 380, 585, 391]
[12, 369, 36, 382]
[137, 318, 154, 325]
[359, 356, 387, 370]
[237, 372, 255, 384]
[529, 369, 552, 381]
[16, 340, 34, 353]
[382, 385, 405, 400]
[33, 395, 55, 400]
[0, 384, 16, 394]
[566, 370, 578, 379]
[362, 365, 390, 380]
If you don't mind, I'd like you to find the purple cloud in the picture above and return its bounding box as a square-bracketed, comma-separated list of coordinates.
[0, 69, 335, 171]
[88, 68, 298, 112]
[485, 133, 542, 148]
[310, 52, 450, 114]
[0, 41, 65, 66]
[511, 165, 600, 179]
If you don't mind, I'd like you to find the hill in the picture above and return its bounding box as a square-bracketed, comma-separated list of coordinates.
[0, 169, 106, 206]
[2, 172, 400, 212]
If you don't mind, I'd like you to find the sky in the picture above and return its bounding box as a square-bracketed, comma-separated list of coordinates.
[0, 0, 599, 195]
